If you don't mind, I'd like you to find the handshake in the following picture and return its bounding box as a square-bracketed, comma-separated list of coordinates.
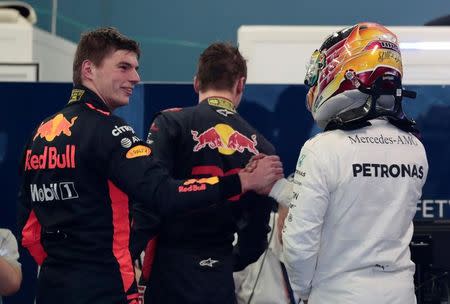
[238, 154, 284, 195]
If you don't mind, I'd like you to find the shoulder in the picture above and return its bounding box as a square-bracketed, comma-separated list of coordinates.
[0, 229, 16, 244]
[94, 113, 133, 134]
[303, 129, 343, 151]
[154, 106, 196, 123]
[91, 114, 141, 150]
[0, 229, 19, 259]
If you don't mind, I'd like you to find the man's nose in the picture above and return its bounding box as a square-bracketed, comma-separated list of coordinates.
[130, 69, 141, 84]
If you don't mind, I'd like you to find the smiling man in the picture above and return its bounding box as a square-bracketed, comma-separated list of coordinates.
[17, 28, 283, 304]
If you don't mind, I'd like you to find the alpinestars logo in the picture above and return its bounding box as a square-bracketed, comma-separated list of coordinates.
[199, 258, 219, 268]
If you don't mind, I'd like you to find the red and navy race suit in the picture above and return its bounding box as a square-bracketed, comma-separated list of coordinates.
[142, 97, 275, 304]
[17, 87, 241, 304]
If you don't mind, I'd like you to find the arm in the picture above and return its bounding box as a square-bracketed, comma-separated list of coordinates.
[233, 193, 274, 271]
[282, 147, 330, 301]
[102, 116, 282, 216]
[0, 229, 22, 296]
[269, 178, 293, 208]
[146, 113, 177, 173]
[129, 113, 177, 259]
[17, 140, 47, 265]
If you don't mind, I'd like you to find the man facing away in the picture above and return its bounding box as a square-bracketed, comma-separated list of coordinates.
[270, 22, 428, 304]
[141, 42, 276, 304]
[17, 28, 283, 304]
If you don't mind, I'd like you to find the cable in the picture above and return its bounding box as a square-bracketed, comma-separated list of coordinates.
[246, 213, 277, 304]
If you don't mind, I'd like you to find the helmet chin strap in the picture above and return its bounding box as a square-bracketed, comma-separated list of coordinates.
[326, 70, 419, 133]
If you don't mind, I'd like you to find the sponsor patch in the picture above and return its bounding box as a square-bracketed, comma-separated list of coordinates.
[121, 136, 141, 148]
[30, 181, 78, 202]
[191, 124, 258, 155]
[33, 114, 77, 142]
[352, 163, 424, 179]
[216, 109, 235, 117]
[348, 134, 418, 146]
[378, 50, 401, 64]
[68, 89, 84, 103]
[25, 145, 76, 170]
[112, 125, 135, 136]
[365, 40, 400, 53]
[295, 169, 306, 177]
[126, 145, 151, 159]
[207, 97, 236, 113]
[178, 176, 219, 192]
[199, 258, 219, 268]
[296, 154, 306, 168]
[182, 177, 219, 186]
[121, 138, 132, 148]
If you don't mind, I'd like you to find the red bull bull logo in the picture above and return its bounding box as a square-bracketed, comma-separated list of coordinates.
[33, 114, 78, 142]
[191, 127, 223, 152]
[191, 124, 259, 155]
[227, 132, 258, 155]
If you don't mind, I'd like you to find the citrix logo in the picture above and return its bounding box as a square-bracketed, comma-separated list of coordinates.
[112, 125, 135, 136]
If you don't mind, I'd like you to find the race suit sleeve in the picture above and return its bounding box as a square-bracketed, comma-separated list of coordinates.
[145, 113, 177, 173]
[232, 191, 273, 272]
[17, 138, 47, 265]
[269, 178, 293, 207]
[100, 115, 242, 219]
[129, 113, 178, 259]
[282, 146, 330, 300]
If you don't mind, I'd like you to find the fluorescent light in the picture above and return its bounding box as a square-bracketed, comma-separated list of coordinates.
[400, 42, 450, 50]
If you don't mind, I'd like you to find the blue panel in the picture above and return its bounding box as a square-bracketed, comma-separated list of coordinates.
[0, 82, 71, 304]
[115, 84, 146, 138]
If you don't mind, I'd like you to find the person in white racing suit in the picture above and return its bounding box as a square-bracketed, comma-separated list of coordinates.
[269, 22, 429, 304]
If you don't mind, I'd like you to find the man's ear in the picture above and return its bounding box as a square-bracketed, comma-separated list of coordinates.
[236, 76, 246, 95]
[81, 60, 94, 81]
[193, 76, 200, 93]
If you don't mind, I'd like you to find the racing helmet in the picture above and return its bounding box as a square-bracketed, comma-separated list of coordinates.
[304, 22, 415, 129]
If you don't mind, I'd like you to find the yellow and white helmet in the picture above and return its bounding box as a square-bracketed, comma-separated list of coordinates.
[304, 22, 413, 129]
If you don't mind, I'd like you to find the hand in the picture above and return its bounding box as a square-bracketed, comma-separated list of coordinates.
[239, 155, 283, 194]
[242, 153, 267, 173]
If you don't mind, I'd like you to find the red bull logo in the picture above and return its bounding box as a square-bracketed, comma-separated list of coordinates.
[33, 114, 78, 142]
[191, 124, 259, 155]
[227, 132, 258, 155]
[178, 176, 219, 193]
[191, 127, 223, 152]
[25, 145, 76, 171]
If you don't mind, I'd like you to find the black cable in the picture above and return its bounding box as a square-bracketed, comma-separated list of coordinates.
[415, 271, 448, 291]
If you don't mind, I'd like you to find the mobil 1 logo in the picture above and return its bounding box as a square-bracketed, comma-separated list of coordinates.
[30, 182, 79, 202]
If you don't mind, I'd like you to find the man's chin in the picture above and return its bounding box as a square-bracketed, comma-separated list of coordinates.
[120, 96, 131, 105]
